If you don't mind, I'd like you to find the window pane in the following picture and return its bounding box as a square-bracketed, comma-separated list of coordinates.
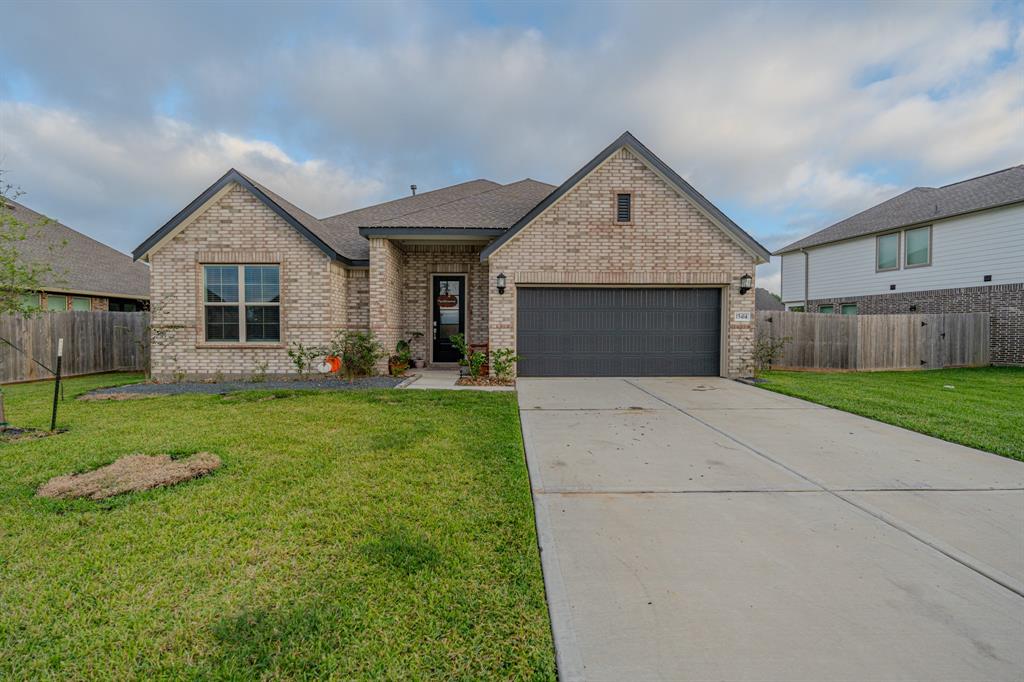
[245, 266, 280, 303]
[841, 304, 858, 315]
[245, 306, 280, 342]
[205, 265, 239, 303]
[205, 306, 240, 342]
[47, 295, 67, 311]
[905, 227, 930, 266]
[818, 305, 834, 314]
[877, 233, 898, 270]
[72, 297, 91, 311]
[20, 292, 39, 309]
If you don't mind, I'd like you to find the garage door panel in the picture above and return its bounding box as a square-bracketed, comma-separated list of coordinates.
[517, 287, 721, 377]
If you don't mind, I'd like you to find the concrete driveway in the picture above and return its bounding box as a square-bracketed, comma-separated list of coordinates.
[518, 377, 1024, 682]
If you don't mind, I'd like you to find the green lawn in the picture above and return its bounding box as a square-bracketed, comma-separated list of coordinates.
[757, 367, 1024, 461]
[0, 374, 555, 680]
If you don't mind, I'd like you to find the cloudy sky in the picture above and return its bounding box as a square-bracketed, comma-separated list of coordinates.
[2, 1, 1022, 292]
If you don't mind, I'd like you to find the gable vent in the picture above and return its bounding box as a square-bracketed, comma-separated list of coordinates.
[616, 193, 632, 223]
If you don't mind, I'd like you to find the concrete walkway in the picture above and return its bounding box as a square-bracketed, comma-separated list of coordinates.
[400, 368, 514, 391]
[519, 377, 1024, 681]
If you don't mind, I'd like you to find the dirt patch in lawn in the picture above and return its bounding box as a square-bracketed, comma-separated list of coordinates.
[455, 376, 515, 387]
[37, 453, 221, 500]
[0, 427, 64, 443]
[77, 392, 157, 401]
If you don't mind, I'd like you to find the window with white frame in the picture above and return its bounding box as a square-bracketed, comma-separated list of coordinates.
[204, 265, 280, 343]
[876, 233, 899, 271]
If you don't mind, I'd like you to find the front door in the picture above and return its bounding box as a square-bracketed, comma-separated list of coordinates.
[433, 276, 465, 362]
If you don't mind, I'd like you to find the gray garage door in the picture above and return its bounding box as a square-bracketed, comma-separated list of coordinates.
[517, 288, 721, 377]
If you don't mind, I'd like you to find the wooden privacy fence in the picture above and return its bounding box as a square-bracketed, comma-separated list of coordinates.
[0, 311, 150, 384]
[757, 311, 990, 370]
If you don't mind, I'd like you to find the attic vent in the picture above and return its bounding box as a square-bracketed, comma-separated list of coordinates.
[616, 193, 632, 223]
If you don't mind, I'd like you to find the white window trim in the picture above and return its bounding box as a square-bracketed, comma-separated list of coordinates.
[203, 264, 281, 344]
[903, 225, 932, 269]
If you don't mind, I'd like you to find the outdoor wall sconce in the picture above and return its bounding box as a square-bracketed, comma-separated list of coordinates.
[496, 272, 507, 295]
[739, 273, 752, 295]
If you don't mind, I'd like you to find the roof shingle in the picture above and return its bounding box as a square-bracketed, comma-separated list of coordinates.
[4, 200, 149, 298]
[775, 165, 1024, 254]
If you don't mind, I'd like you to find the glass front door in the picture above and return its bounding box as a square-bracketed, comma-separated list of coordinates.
[433, 276, 465, 362]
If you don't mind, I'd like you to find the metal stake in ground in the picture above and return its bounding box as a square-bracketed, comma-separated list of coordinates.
[50, 338, 63, 432]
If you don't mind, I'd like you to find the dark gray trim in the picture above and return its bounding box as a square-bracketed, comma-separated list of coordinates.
[133, 169, 362, 266]
[358, 227, 505, 238]
[480, 131, 770, 262]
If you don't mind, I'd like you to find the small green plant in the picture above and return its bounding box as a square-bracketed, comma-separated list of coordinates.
[450, 333, 486, 377]
[489, 348, 520, 381]
[330, 330, 385, 380]
[250, 360, 269, 383]
[753, 335, 791, 374]
[287, 342, 325, 379]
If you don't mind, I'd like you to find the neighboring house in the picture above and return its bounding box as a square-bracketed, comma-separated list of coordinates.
[755, 287, 785, 312]
[133, 132, 770, 380]
[3, 200, 150, 312]
[775, 166, 1024, 365]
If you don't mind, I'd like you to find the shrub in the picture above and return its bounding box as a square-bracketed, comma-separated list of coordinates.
[753, 335, 791, 374]
[489, 348, 520, 380]
[330, 331, 385, 379]
[287, 343, 326, 379]
[450, 333, 486, 377]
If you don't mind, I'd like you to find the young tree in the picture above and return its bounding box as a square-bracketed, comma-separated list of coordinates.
[0, 173, 60, 427]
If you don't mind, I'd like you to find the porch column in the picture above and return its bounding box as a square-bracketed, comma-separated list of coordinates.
[368, 237, 405, 372]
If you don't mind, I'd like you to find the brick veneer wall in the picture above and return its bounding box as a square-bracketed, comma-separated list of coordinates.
[402, 244, 488, 364]
[808, 282, 1023, 365]
[148, 184, 346, 380]
[486, 147, 758, 377]
[368, 237, 405, 370]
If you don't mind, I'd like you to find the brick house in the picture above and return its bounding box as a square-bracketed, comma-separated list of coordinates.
[776, 166, 1024, 365]
[4, 199, 149, 312]
[133, 132, 770, 380]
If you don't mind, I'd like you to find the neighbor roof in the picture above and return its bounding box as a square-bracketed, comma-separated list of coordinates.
[480, 131, 771, 262]
[3, 200, 150, 299]
[755, 287, 784, 311]
[775, 165, 1024, 254]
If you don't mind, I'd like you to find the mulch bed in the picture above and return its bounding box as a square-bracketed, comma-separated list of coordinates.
[36, 453, 222, 500]
[455, 376, 515, 387]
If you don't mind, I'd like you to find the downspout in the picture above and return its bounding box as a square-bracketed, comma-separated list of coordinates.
[801, 248, 810, 310]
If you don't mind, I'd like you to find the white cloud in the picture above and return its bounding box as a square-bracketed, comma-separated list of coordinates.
[0, 102, 385, 250]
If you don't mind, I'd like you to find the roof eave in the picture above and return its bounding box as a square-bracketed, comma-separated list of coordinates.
[358, 227, 506, 238]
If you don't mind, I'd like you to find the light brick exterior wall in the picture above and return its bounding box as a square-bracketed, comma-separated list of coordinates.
[148, 184, 350, 380]
[402, 244, 488, 363]
[346, 269, 370, 330]
[808, 282, 1023, 366]
[368, 237, 406, 370]
[486, 147, 758, 377]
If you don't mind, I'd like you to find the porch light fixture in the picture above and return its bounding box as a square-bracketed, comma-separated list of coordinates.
[739, 273, 752, 295]
[496, 272, 507, 295]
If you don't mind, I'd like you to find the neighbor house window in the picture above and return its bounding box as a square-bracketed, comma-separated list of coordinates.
[876, 233, 899, 271]
[616, 193, 632, 223]
[841, 303, 858, 315]
[71, 297, 91, 311]
[818, 304, 834, 314]
[204, 265, 280, 343]
[905, 226, 931, 267]
[19, 292, 40, 310]
[47, 295, 67, 311]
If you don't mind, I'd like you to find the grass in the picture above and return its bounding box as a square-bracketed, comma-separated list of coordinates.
[0, 374, 555, 680]
[757, 367, 1024, 461]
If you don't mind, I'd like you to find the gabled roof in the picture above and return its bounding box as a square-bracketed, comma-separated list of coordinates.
[4, 199, 150, 298]
[755, 287, 785, 311]
[775, 165, 1024, 254]
[133, 169, 360, 264]
[480, 131, 771, 262]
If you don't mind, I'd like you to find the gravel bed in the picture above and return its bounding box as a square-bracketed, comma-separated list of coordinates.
[86, 376, 403, 397]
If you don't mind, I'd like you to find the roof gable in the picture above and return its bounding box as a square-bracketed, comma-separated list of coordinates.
[133, 169, 355, 264]
[480, 131, 770, 262]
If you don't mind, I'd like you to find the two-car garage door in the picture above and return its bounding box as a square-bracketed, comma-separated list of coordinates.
[516, 287, 722, 377]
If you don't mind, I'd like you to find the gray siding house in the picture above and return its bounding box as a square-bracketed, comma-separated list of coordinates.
[776, 166, 1024, 365]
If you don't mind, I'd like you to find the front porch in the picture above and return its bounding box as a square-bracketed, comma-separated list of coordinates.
[367, 239, 491, 369]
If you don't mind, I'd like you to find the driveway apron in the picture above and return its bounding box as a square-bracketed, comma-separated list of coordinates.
[519, 377, 1024, 682]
